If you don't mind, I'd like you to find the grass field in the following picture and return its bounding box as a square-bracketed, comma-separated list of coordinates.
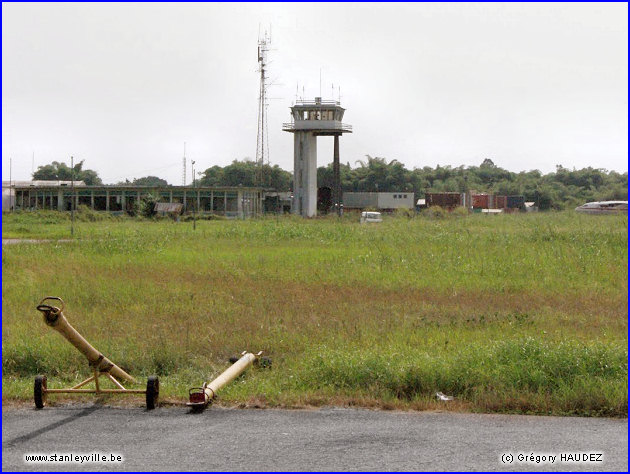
[2, 210, 627, 416]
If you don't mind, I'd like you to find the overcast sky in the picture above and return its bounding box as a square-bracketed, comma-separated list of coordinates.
[2, 2, 627, 184]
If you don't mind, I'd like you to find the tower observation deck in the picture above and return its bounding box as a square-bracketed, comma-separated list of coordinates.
[283, 97, 352, 217]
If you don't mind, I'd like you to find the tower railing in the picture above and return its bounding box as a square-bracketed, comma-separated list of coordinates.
[282, 122, 352, 132]
[293, 99, 341, 106]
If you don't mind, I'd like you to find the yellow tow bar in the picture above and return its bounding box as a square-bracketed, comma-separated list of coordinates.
[34, 296, 159, 410]
[187, 351, 268, 411]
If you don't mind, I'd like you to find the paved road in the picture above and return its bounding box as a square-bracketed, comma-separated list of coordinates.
[2, 405, 627, 471]
[2, 239, 73, 245]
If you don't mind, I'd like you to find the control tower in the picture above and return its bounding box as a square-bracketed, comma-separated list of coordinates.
[283, 97, 352, 217]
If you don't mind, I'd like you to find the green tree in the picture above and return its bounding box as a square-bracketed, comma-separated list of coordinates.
[198, 165, 225, 187]
[265, 164, 292, 191]
[199, 160, 292, 191]
[132, 176, 169, 187]
[199, 157, 627, 210]
[33, 160, 103, 185]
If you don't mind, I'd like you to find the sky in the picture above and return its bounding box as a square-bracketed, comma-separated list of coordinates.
[2, 2, 628, 185]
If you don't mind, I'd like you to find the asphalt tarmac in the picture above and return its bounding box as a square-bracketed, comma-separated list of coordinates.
[2, 405, 627, 471]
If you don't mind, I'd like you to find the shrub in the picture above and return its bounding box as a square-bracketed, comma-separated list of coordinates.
[140, 193, 158, 218]
[395, 208, 415, 219]
[422, 205, 447, 219]
[451, 206, 470, 217]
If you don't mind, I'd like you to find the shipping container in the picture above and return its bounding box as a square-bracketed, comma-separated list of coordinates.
[472, 194, 489, 209]
[488, 194, 496, 209]
[495, 195, 507, 209]
[425, 192, 463, 209]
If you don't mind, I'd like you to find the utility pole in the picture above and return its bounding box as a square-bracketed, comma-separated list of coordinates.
[182, 142, 187, 186]
[70, 156, 75, 237]
[9, 157, 13, 212]
[333, 135, 341, 217]
[191, 160, 196, 230]
[464, 174, 472, 213]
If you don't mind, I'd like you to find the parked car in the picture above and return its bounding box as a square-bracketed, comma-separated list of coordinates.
[360, 211, 383, 223]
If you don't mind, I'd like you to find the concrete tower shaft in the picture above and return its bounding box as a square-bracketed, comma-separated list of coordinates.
[293, 132, 318, 217]
[283, 98, 352, 217]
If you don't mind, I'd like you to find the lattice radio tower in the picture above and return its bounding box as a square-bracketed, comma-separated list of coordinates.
[182, 142, 187, 186]
[255, 30, 271, 187]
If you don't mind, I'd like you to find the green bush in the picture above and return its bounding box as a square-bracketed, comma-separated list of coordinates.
[451, 206, 470, 217]
[140, 194, 158, 218]
[422, 205, 447, 219]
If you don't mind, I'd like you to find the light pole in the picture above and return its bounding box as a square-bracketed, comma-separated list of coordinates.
[191, 160, 196, 230]
[464, 174, 472, 213]
[70, 156, 75, 237]
[9, 157, 13, 212]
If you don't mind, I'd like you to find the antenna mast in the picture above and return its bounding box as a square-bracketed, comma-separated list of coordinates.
[182, 142, 186, 186]
[255, 29, 271, 187]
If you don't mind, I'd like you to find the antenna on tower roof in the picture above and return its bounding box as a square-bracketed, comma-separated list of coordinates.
[319, 68, 322, 98]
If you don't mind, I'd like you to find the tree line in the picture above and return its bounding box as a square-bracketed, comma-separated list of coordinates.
[33, 157, 627, 210]
[317, 157, 628, 210]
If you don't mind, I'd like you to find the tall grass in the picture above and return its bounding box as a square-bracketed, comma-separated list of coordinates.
[2, 211, 627, 415]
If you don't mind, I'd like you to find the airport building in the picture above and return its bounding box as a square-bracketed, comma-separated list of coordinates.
[3, 181, 264, 218]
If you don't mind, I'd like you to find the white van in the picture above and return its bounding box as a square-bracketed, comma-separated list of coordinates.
[360, 211, 383, 223]
[575, 201, 628, 214]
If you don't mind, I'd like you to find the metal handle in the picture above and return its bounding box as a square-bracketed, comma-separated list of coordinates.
[36, 296, 65, 314]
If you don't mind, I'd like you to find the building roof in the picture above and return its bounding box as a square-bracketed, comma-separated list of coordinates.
[3, 180, 85, 188]
[9, 184, 265, 192]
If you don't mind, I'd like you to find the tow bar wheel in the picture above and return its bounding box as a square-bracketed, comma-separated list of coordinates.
[34, 375, 48, 409]
[146, 376, 159, 410]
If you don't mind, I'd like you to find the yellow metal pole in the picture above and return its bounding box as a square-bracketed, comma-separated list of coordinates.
[205, 352, 257, 397]
[70, 375, 96, 390]
[188, 351, 262, 408]
[106, 373, 126, 390]
[36, 297, 136, 383]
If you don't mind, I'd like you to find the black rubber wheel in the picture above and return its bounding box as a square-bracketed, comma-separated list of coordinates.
[146, 376, 159, 410]
[259, 357, 272, 369]
[34, 375, 47, 409]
